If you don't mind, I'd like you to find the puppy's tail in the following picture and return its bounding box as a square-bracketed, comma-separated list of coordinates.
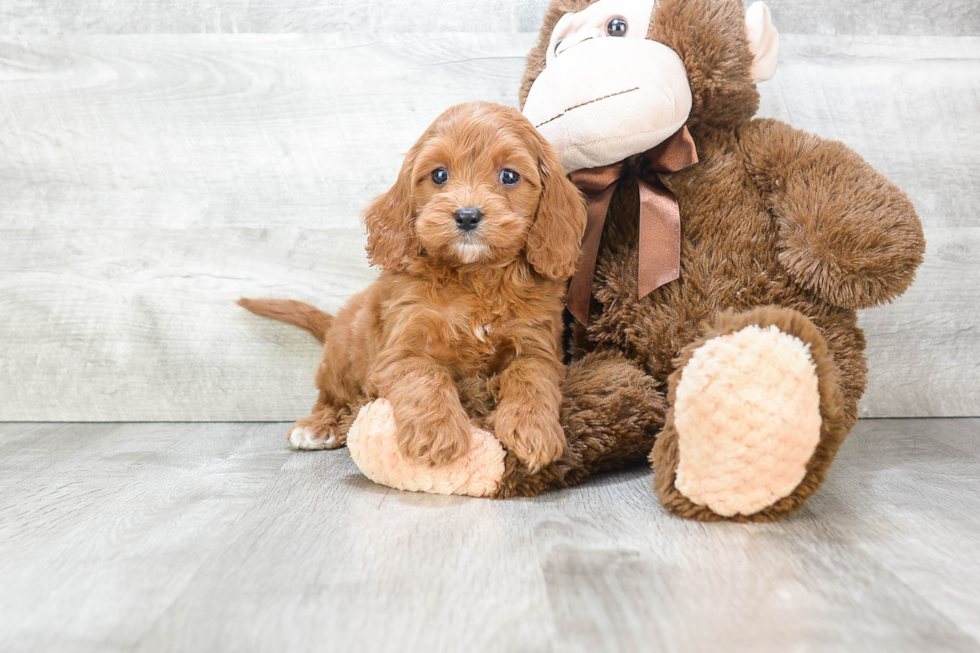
[237, 298, 333, 343]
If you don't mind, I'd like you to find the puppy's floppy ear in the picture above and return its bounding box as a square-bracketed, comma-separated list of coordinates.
[363, 138, 424, 271]
[525, 136, 587, 280]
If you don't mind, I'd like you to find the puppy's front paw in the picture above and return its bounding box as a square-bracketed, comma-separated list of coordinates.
[397, 406, 472, 466]
[493, 403, 565, 473]
[287, 419, 343, 451]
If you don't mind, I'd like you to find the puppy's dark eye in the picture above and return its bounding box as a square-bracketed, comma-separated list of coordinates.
[431, 168, 449, 185]
[606, 16, 628, 37]
[554, 39, 563, 54]
[499, 169, 521, 186]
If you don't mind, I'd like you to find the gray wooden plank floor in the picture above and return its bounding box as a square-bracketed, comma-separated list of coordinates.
[2, 419, 979, 653]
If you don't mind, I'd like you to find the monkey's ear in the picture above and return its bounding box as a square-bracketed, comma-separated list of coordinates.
[363, 144, 422, 271]
[526, 140, 587, 280]
[745, 1, 779, 83]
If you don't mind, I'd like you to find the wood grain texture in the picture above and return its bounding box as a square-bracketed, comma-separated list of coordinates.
[1, 33, 977, 420]
[3, 0, 979, 35]
[1, 419, 979, 652]
[0, 33, 531, 420]
[0, 422, 290, 653]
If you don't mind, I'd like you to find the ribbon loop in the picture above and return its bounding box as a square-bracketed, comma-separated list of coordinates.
[565, 127, 698, 325]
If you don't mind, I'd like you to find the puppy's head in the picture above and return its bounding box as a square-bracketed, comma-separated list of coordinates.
[364, 102, 586, 279]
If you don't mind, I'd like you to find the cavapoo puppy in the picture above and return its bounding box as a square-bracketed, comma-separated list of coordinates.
[240, 102, 586, 471]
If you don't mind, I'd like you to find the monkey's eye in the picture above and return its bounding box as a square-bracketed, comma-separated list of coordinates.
[431, 168, 449, 185]
[499, 169, 521, 186]
[606, 16, 628, 37]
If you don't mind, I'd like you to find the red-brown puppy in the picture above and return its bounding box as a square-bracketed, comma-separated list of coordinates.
[240, 102, 586, 471]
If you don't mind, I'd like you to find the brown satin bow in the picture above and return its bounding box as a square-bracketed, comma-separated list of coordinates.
[566, 127, 698, 324]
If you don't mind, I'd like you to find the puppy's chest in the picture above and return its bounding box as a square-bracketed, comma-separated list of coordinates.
[431, 303, 518, 375]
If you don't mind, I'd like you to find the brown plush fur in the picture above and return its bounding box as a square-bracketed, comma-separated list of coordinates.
[241, 102, 587, 472]
[498, 0, 925, 518]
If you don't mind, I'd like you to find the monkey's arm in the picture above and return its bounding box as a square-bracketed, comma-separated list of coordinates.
[738, 118, 925, 309]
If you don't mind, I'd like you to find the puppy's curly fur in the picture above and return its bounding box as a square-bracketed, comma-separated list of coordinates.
[240, 102, 586, 471]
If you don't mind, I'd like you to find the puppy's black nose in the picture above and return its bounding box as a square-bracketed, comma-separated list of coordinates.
[454, 207, 483, 232]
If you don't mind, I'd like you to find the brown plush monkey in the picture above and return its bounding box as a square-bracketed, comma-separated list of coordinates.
[344, 0, 925, 522]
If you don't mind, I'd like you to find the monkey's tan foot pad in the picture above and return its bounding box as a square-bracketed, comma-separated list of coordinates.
[670, 325, 822, 517]
[347, 399, 506, 498]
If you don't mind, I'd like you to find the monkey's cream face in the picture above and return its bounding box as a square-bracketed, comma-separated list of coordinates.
[523, 0, 691, 174]
[546, 0, 657, 65]
[523, 0, 779, 174]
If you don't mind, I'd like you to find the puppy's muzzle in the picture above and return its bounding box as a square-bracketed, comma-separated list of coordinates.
[454, 207, 483, 233]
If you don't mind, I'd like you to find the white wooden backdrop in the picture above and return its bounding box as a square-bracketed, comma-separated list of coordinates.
[1, 1, 978, 421]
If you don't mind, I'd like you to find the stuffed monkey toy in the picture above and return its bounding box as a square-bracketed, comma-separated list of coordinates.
[347, 0, 925, 522]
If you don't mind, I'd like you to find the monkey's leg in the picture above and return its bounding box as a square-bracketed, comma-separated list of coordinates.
[650, 306, 852, 522]
[346, 349, 666, 498]
[494, 350, 666, 498]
